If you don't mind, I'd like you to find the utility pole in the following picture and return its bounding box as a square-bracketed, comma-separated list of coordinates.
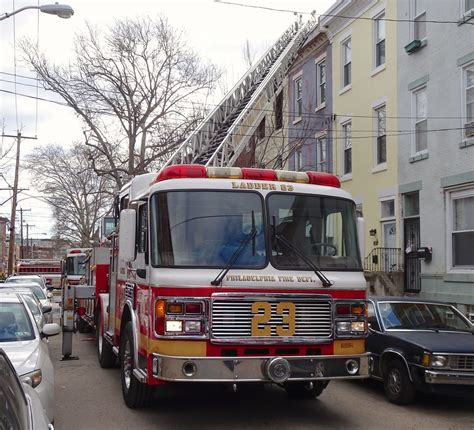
[4, 132, 37, 274]
[26, 224, 36, 259]
[19, 208, 31, 259]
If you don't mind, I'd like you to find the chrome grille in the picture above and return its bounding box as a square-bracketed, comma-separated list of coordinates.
[211, 295, 332, 341]
[450, 355, 474, 370]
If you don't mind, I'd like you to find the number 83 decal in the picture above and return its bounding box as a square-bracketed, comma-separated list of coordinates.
[251, 301, 296, 336]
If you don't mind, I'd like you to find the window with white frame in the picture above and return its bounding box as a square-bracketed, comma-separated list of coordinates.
[295, 147, 303, 171]
[342, 38, 351, 88]
[465, 0, 474, 13]
[381, 199, 395, 219]
[316, 59, 326, 106]
[413, 87, 428, 153]
[449, 188, 474, 268]
[464, 65, 474, 132]
[342, 122, 352, 174]
[316, 136, 327, 172]
[374, 13, 386, 68]
[414, 1, 426, 40]
[295, 77, 302, 118]
[375, 105, 387, 164]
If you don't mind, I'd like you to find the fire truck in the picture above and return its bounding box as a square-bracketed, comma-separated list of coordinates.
[64, 248, 91, 285]
[16, 259, 63, 289]
[86, 164, 370, 408]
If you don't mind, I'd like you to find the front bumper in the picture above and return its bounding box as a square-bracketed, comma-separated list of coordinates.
[425, 370, 474, 385]
[152, 353, 370, 383]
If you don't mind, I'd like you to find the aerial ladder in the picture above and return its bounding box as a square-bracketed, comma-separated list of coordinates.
[161, 20, 312, 169]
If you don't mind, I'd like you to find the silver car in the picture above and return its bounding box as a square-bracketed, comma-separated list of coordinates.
[0, 291, 59, 423]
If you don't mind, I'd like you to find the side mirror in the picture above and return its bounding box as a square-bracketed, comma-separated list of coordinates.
[118, 209, 137, 263]
[42, 305, 52, 314]
[47, 285, 54, 292]
[42, 323, 60, 337]
[47, 292, 53, 299]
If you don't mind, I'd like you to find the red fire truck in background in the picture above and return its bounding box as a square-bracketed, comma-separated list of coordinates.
[63, 165, 369, 408]
[16, 259, 63, 289]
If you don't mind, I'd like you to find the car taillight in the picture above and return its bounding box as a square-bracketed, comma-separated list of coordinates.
[334, 301, 367, 338]
[155, 298, 207, 337]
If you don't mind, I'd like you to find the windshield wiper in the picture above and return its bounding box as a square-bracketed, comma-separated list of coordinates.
[271, 216, 333, 288]
[211, 211, 257, 286]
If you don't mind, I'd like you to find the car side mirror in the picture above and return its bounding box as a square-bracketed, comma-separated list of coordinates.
[42, 323, 60, 337]
[42, 305, 53, 314]
[47, 292, 53, 299]
[47, 285, 54, 292]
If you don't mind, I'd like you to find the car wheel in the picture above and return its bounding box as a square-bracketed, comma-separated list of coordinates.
[97, 311, 115, 368]
[120, 322, 152, 408]
[383, 359, 415, 405]
[284, 381, 329, 399]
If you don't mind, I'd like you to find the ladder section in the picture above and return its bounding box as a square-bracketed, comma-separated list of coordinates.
[161, 21, 312, 169]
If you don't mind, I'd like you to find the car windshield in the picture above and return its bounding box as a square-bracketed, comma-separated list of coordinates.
[5, 285, 46, 300]
[151, 191, 265, 268]
[0, 302, 35, 342]
[7, 277, 43, 288]
[66, 255, 87, 276]
[379, 302, 473, 331]
[267, 194, 362, 271]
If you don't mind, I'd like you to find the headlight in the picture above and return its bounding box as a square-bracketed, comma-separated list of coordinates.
[351, 321, 365, 332]
[336, 321, 352, 334]
[431, 355, 448, 368]
[21, 369, 42, 388]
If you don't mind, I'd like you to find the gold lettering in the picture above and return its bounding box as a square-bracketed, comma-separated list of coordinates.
[232, 182, 239, 189]
[276, 302, 296, 336]
[262, 184, 269, 190]
[287, 185, 294, 191]
[270, 184, 277, 190]
[240, 183, 247, 189]
[251, 302, 271, 336]
[281, 184, 287, 191]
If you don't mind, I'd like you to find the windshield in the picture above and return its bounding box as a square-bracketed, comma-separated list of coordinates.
[66, 255, 87, 276]
[7, 277, 43, 288]
[151, 191, 265, 268]
[267, 194, 362, 271]
[379, 302, 472, 331]
[0, 303, 35, 342]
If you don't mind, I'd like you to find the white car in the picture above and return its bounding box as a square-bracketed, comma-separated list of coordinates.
[5, 275, 51, 296]
[2, 287, 52, 328]
[2, 282, 54, 323]
[0, 291, 59, 423]
[0, 348, 53, 429]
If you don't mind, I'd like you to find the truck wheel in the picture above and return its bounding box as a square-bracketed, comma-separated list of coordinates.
[97, 311, 115, 368]
[120, 321, 152, 408]
[284, 381, 329, 399]
[77, 317, 88, 333]
[383, 359, 415, 405]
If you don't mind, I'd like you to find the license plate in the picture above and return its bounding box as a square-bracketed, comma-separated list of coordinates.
[251, 301, 296, 336]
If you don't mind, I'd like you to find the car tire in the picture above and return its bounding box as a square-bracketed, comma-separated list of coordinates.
[284, 381, 329, 399]
[120, 322, 152, 408]
[383, 359, 415, 405]
[97, 311, 115, 368]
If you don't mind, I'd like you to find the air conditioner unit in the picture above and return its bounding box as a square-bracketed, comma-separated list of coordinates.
[465, 122, 474, 138]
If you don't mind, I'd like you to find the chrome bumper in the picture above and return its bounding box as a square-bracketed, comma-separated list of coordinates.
[425, 370, 474, 385]
[152, 353, 370, 383]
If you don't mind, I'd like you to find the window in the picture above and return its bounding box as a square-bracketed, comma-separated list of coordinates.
[295, 77, 302, 118]
[381, 199, 395, 219]
[404, 193, 419, 217]
[342, 122, 352, 175]
[275, 92, 283, 130]
[414, 1, 426, 40]
[449, 189, 474, 267]
[375, 105, 386, 164]
[316, 59, 326, 106]
[465, 0, 474, 13]
[316, 136, 327, 172]
[374, 13, 386, 67]
[295, 148, 303, 171]
[414, 87, 427, 153]
[464, 65, 474, 128]
[137, 204, 148, 254]
[342, 38, 351, 87]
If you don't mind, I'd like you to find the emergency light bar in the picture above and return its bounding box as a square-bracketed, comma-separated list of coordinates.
[154, 165, 341, 188]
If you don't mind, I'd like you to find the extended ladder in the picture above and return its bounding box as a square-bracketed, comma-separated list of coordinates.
[161, 21, 312, 170]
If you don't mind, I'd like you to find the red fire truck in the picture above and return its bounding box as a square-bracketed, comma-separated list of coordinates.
[16, 259, 63, 289]
[66, 165, 369, 407]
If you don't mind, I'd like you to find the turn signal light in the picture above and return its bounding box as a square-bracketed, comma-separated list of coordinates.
[351, 304, 365, 315]
[155, 300, 166, 318]
[167, 303, 184, 314]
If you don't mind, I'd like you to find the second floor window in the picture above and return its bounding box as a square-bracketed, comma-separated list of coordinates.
[414, 87, 427, 153]
[465, 0, 474, 13]
[465, 65, 474, 125]
[375, 105, 387, 164]
[317, 59, 326, 105]
[295, 147, 303, 171]
[342, 38, 352, 87]
[295, 78, 302, 118]
[275, 92, 283, 130]
[375, 13, 386, 67]
[316, 136, 327, 172]
[414, 1, 426, 40]
[343, 122, 352, 175]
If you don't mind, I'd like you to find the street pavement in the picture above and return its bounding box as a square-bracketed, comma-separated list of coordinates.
[48, 324, 474, 430]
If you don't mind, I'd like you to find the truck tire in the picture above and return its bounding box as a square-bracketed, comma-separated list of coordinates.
[120, 321, 152, 408]
[77, 317, 89, 333]
[284, 381, 329, 399]
[383, 359, 415, 405]
[97, 311, 115, 368]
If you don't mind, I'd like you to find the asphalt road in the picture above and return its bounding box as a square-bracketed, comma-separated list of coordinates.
[48, 324, 474, 430]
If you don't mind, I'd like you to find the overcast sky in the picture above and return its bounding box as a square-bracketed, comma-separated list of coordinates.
[0, 0, 334, 237]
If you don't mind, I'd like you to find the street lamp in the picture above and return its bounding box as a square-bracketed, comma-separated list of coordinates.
[0, 3, 74, 21]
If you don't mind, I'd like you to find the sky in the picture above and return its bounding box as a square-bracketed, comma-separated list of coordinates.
[0, 0, 334, 237]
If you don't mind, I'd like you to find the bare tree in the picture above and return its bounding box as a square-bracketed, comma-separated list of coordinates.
[26, 144, 113, 246]
[22, 16, 221, 188]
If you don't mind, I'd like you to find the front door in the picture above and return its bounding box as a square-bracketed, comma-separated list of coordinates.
[404, 218, 421, 292]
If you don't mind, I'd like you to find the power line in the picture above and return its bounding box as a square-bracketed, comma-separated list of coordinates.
[0, 71, 41, 81]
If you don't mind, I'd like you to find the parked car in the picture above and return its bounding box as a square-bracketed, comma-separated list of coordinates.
[2, 287, 52, 328]
[2, 282, 54, 323]
[0, 348, 53, 429]
[0, 291, 60, 422]
[367, 296, 474, 405]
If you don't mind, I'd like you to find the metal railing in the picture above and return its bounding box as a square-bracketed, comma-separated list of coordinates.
[364, 247, 404, 272]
